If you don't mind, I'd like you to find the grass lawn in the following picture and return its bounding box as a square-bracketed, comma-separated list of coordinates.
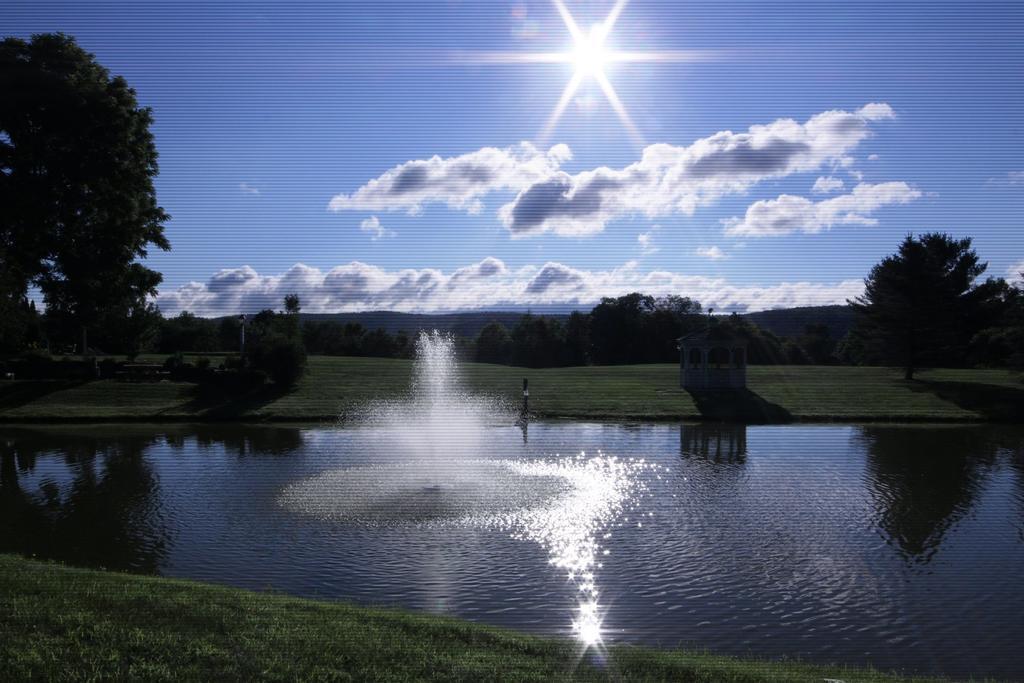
[0, 356, 1021, 422]
[0, 555, 956, 683]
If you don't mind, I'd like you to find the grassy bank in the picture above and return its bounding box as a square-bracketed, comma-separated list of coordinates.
[0, 555, 953, 682]
[0, 356, 1021, 423]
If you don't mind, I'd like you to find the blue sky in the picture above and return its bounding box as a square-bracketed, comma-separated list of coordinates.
[4, 1, 1023, 314]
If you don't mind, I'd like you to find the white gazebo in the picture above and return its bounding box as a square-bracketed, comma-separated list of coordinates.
[677, 329, 748, 390]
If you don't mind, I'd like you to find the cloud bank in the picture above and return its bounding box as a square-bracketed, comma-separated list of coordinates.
[156, 258, 864, 317]
[722, 182, 921, 237]
[329, 103, 896, 237]
[328, 142, 571, 215]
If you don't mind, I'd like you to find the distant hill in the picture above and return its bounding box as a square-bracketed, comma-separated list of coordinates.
[298, 311, 566, 339]
[741, 305, 855, 340]
[296, 305, 856, 341]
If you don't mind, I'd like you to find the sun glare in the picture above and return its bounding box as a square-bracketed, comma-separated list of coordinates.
[456, 0, 716, 145]
[573, 24, 608, 77]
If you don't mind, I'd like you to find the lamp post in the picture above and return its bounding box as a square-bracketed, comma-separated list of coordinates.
[521, 377, 529, 418]
[239, 314, 247, 354]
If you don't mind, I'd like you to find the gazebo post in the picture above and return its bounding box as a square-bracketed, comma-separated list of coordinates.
[678, 331, 748, 391]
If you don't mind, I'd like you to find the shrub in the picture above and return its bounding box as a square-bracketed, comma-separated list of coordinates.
[163, 352, 186, 371]
[248, 333, 307, 387]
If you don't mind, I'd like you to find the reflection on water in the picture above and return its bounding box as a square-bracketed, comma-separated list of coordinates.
[680, 422, 747, 462]
[478, 454, 658, 646]
[1, 430, 169, 573]
[2, 422, 1024, 679]
[858, 426, 998, 562]
[278, 460, 570, 525]
[169, 423, 306, 456]
[280, 452, 659, 646]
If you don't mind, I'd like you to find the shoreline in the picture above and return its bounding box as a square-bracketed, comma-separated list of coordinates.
[0, 412, 1007, 425]
[1, 358, 1020, 426]
[0, 554, 954, 682]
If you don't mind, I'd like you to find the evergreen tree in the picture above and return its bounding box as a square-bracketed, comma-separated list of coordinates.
[474, 322, 513, 365]
[850, 233, 993, 379]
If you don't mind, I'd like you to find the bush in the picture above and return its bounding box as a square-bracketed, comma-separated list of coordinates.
[163, 352, 186, 371]
[248, 333, 307, 387]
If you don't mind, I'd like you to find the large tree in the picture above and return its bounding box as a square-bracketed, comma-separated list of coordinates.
[849, 233, 998, 379]
[0, 33, 169, 353]
[589, 293, 704, 365]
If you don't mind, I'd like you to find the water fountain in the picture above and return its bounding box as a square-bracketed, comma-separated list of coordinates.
[281, 331, 567, 523]
[279, 331, 657, 646]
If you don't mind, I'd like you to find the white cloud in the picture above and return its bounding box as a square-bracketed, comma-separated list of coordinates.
[328, 142, 571, 215]
[722, 182, 922, 237]
[1008, 260, 1024, 286]
[240, 182, 260, 196]
[496, 103, 895, 236]
[156, 258, 864, 316]
[637, 231, 659, 255]
[330, 104, 895, 237]
[856, 102, 895, 120]
[359, 215, 395, 241]
[988, 170, 1024, 186]
[812, 176, 845, 194]
[868, 154, 880, 161]
[695, 245, 728, 260]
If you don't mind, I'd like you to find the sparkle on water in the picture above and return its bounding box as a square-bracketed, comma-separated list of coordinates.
[279, 331, 657, 647]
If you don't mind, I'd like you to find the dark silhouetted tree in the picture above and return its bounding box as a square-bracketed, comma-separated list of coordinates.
[94, 299, 162, 358]
[589, 293, 655, 365]
[158, 312, 218, 353]
[0, 280, 41, 353]
[475, 322, 513, 365]
[0, 33, 169, 354]
[968, 278, 1024, 369]
[282, 294, 301, 339]
[218, 316, 242, 352]
[796, 324, 836, 365]
[850, 233, 992, 379]
[562, 312, 591, 366]
[362, 328, 396, 357]
[511, 314, 565, 368]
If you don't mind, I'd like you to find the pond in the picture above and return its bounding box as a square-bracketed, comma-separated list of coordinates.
[2, 420, 1022, 680]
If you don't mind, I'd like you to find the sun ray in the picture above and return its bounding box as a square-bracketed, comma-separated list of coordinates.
[552, 0, 585, 43]
[539, 70, 584, 143]
[596, 0, 629, 42]
[450, 0, 718, 143]
[610, 49, 723, 64]
[594, 70, 643, 146]
[451, 51, 573, 65]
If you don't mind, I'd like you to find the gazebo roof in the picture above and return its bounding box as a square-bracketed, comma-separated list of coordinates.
[677, 327, 748, 346]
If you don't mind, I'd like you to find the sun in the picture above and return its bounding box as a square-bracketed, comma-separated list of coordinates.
[455, 0, 717, 145]
[572, 24, 609, 77]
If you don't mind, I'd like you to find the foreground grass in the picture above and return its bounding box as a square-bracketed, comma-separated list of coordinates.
[0, 555, 952, 682]
[0, 356, 1021, 422]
